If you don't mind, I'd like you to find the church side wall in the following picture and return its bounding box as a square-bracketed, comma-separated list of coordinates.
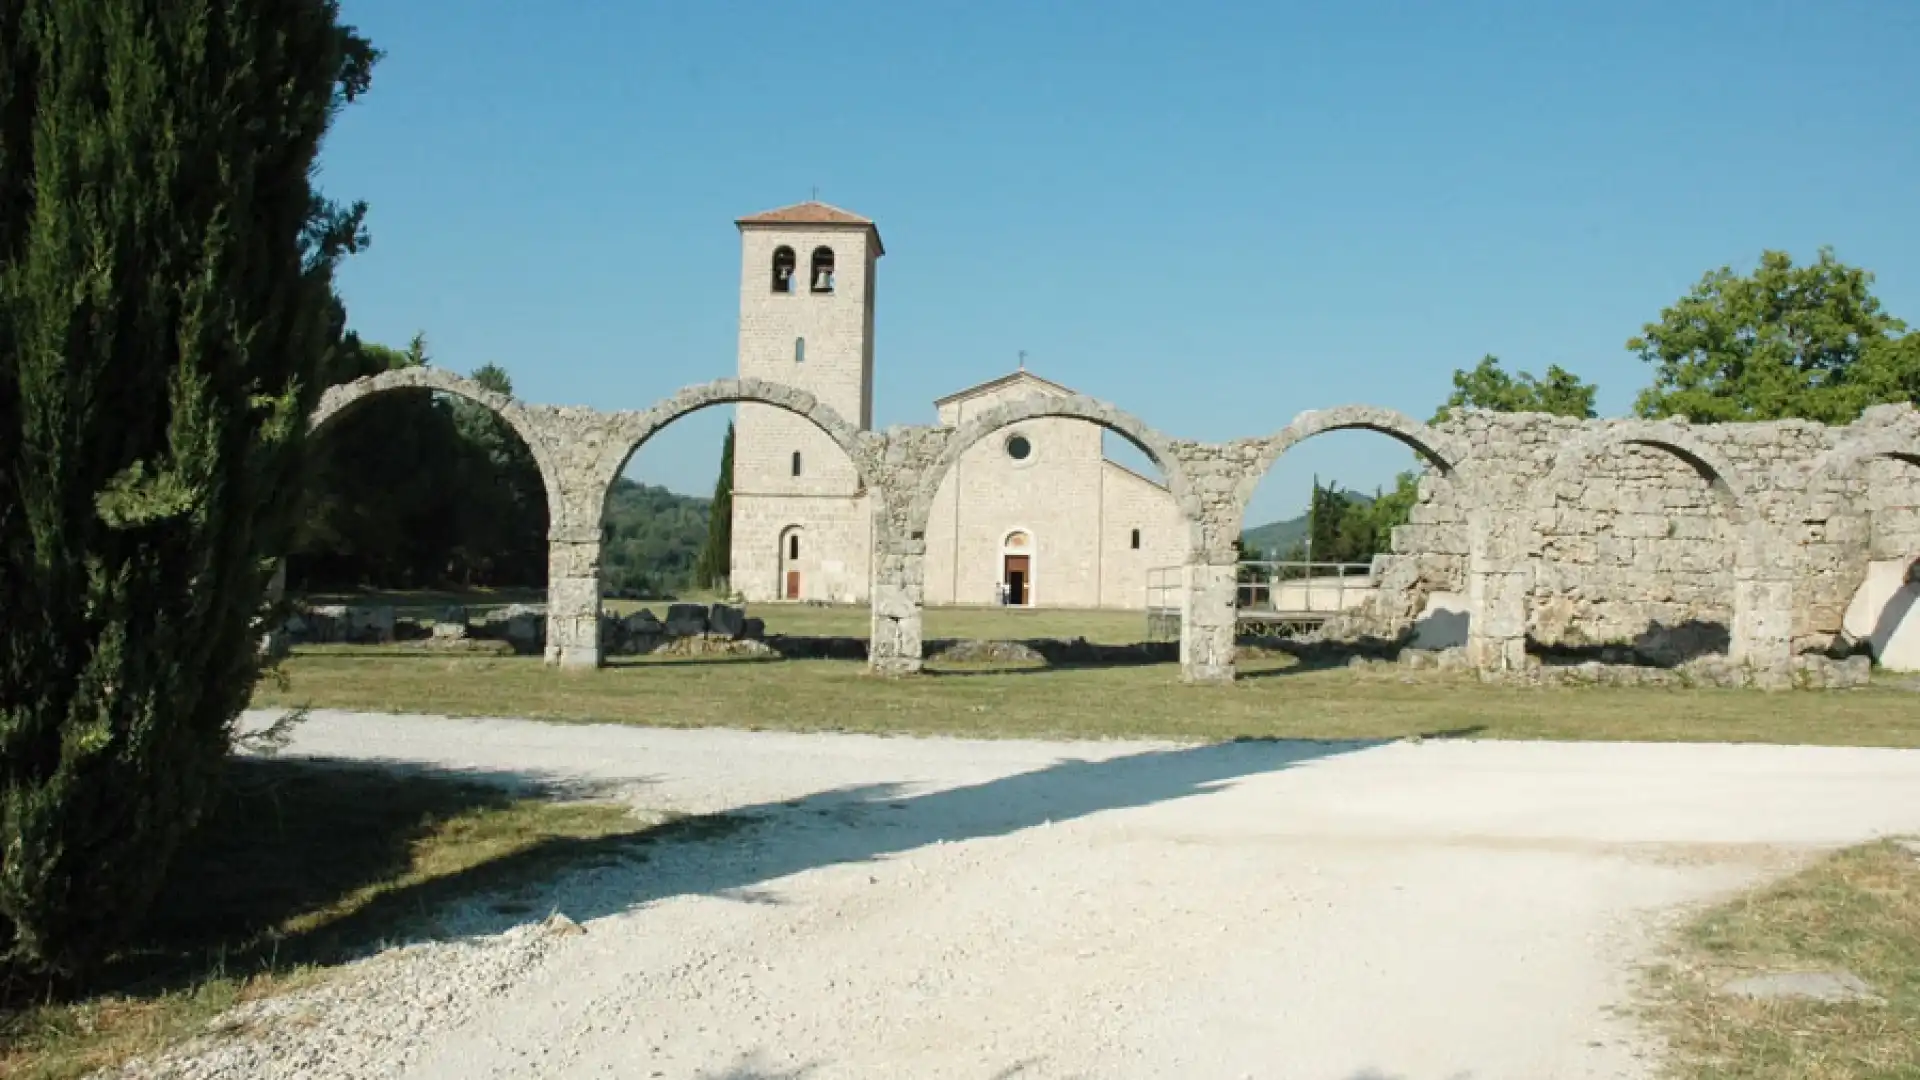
[1098, 462, 1187, 609]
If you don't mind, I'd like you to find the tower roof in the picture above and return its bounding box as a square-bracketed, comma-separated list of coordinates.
[736, 201, 884, 255]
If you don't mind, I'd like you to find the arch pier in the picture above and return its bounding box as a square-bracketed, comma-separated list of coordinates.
[308, 372, 1920, 686]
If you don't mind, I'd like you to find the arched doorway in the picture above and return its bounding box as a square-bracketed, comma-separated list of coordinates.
[1001, 529, 1034, 606]
[779, 524, 806, 601]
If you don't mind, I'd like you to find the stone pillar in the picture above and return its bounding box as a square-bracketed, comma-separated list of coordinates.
[1180, 556, 1238, 684]
[1464, 511, 1530, 674]
[545, 535, 602, 669]
[1730, 528, 1796, 688]
[868, 514, 925, 676]
[257, 559, 290, 660]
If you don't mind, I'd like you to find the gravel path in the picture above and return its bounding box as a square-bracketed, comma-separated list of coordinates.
[116, 710, 1920, 1080]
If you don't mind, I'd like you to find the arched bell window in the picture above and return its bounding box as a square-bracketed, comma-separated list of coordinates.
[809, 246, 835, 294]
[771, 246, 797, 293]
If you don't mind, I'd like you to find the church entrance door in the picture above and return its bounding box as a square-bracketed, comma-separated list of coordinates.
[1003, 554, 1030, 607]
[785, 570, 801, 600]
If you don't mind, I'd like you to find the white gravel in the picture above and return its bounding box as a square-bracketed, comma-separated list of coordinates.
[112, 709, 1920, 1080]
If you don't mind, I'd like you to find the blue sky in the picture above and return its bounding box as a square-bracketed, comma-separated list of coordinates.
[324, 0, 1920, 525]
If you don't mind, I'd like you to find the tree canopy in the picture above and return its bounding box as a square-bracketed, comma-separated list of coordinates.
[0, 0, 375, 976]
[1434, 355, 1597, 421]
[1631, 247, 1920, 423]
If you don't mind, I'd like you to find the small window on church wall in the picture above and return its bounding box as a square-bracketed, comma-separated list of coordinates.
[789, 534, 800, 560]
[810, 246, 835, 293]
[771, 246, 797, 293]
[795, 337, 805, 363]
[791, 451, 802, 477]
[1005, 434, 1032, 461]
[1131, 528, 1141, 550]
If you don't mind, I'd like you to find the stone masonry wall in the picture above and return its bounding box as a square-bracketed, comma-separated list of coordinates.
[311, 366, 1920, 683]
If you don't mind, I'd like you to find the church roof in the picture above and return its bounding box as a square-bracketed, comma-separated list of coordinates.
[735, 201, 884, 254]
[933, 369, 1078, 408]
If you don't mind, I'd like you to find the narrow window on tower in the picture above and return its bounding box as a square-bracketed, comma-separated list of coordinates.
[1131, 528, 1142, 550]
[789, 534, 800, 560]
[795, 337, 805, 363]
[791, 450, 802, 477]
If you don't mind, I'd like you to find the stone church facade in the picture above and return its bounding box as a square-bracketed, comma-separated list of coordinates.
[728, 202, 1186, 607]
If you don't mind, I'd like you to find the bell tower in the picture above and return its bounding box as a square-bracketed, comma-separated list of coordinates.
[728, 201, 882, 603]
[734, 200, 880, 427]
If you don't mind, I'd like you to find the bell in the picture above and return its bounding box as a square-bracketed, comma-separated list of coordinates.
[813, 268, 832, 291]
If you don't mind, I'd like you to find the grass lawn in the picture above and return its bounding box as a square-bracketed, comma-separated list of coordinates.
[1649, 839, 1920, 1078]
[0, 758, 686, 1080]
[299, 590, 1159, 646]
[252, 649, 1920, 747]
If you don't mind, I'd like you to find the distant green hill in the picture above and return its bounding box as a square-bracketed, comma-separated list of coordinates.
[1240, 488, 1374, 559]
[601, 478, 710, 597]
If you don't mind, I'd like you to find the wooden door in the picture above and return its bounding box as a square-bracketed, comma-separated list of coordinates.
[785, 570, 801, 600]
[1004, 554, 1030, 606]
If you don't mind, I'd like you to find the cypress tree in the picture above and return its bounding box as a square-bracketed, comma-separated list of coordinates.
[693, 424, 734, 590]
[0, 0, 376, 976]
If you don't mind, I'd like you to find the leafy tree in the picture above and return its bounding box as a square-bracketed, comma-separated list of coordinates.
[1631, 247, 1920, 423]
[292, 346, 548, 591]
[693, 424, 734, 590]
[1433, 355, 1597, 422]
[447, 363, 546, 586]
[0, 0, 375, 976]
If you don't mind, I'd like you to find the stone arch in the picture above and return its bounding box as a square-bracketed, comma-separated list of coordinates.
[906, 393, 1202, 552]
[308, 365, 565, 532]
[1238, 405, 1462, 512]
[1545, 421, 1752, 512]
[1802, 430, 1920, 655]
[1535, 422, 1756, 664]
[1808, 431, 1920, 493]
[592, 377, 874, 501]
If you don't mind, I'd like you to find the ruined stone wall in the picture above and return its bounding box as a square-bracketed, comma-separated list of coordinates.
[311, 367, 1920, 680]
[1866, 456, 1920, 559]
[1350, 408, 1920, 657]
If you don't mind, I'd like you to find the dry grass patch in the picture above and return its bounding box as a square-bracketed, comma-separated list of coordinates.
[252, 651, 1920, 748]
[0, 757, 671, 1080]
[1648, 839, 1920, 1079]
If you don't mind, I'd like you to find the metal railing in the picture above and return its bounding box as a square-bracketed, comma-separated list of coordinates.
[1235, 560, 1375, 615]
[1144, 560, 1379, 641]
[1145, 565, 1183, 641]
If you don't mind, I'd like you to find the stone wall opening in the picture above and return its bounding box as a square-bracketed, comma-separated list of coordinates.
[1832, 449, 1920, 670]
[297, 369, 556, 653]
[917, 411, 1188, 615]
[1237, 408, 1463, 648]
[1532, 434, 1742, 667]
[580, 378, 878, 667]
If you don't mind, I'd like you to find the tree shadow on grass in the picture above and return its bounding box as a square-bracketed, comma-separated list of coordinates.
[0, 756, 648, 1016]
